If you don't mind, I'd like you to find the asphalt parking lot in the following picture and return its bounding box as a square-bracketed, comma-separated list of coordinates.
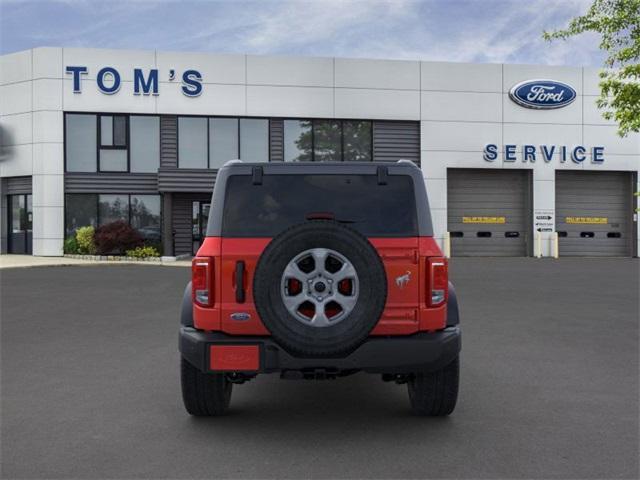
[1, 258, 638, 479]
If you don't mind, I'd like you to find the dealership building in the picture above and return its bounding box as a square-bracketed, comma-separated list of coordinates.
[0, 47, 638, 257]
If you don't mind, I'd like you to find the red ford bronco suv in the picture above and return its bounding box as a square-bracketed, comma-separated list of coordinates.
[180, 160, 461, 416]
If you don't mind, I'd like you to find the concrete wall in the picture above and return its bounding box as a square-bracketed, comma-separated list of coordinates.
[0, 48, 64, 256]
[1, 48, 638, 256]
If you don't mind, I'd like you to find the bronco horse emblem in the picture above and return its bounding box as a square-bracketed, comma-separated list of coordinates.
[395, 271, 411, 289]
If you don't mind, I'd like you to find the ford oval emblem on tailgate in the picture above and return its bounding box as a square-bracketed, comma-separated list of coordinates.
[230, 312, 251, 321]
[509, 79, 576, 109]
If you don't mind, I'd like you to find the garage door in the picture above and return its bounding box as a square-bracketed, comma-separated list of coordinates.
[556, 171, 634, 256]
[447, 169, 531, 256]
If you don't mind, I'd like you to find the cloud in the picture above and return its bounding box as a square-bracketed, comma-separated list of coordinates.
[0, 0, 605, 66]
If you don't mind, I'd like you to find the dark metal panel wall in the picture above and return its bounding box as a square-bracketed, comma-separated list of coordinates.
[157, 168, 216, 193]
[373, 121, 420, 167]
[160, 115, 178, 168]
[270, 119, 284, 162]
[447, 169, 531, 257]
[556, 171, 633, 256]
[64, 173, 157, 193]
[5, 176, 32, 195]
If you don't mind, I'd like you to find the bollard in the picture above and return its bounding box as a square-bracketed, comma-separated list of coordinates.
[552, 231, 559, 259]
[535, 231, 542, 258]
[444, 231, 451, 258]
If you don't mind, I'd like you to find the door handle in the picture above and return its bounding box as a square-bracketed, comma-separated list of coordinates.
[380, 251, 419, 263]
[235, 261, 246, 303]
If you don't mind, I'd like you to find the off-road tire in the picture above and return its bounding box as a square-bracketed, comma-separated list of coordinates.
[253, 221, 387, 357]
[408, 356, 459, 416]
[181, 357, 232, 416]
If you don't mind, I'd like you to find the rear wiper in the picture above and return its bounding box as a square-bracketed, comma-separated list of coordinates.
[305, 212, 358, 223]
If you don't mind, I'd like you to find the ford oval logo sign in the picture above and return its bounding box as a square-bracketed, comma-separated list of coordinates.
[509, 79, 577, 109]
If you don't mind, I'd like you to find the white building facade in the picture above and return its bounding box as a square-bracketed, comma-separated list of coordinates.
[1, 47, 638, 257]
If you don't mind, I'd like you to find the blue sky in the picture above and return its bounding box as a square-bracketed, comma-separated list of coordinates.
[0, 0, 604, 66]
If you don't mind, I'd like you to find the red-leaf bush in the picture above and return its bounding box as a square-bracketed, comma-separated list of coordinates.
[94, 220, 143, 255]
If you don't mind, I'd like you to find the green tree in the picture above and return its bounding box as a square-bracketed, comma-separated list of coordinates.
[543, 0, 640, 136]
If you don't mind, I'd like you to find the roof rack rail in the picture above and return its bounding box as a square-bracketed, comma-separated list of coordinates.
[397, 159, 417, 167]
[223, 159, 243, 167]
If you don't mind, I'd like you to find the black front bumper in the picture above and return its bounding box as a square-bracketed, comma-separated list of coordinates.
[180, 326, 461, 375]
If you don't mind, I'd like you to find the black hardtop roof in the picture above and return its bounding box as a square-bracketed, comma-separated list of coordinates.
[223, 160, 419, 169]
[218, 160, 421, 177]
[207, 159, 433, 237]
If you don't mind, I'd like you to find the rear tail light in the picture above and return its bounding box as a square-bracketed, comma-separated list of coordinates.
[192, 257, 212, 307]
[428, 257, 448, 307]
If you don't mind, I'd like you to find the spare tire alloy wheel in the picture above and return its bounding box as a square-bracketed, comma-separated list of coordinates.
[281, 248, 359, 328]
[253, 221, 387, 358]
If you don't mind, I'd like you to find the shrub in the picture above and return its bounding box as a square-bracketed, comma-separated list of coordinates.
[75, 226, 96, 254]
[64, 236, 79, 254]
[125, 245, 160, 258]
[94, 220, 143, 255]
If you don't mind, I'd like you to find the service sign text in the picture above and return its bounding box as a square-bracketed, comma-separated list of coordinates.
[483, 144, 605, 164]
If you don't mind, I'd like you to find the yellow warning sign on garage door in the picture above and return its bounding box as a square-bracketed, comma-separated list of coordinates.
[462, 216, 506, 224]
[565, 217, 608, 224]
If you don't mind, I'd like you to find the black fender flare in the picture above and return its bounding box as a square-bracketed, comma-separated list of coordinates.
[447, 281, 460, 326]
[180, 281, 193, 327]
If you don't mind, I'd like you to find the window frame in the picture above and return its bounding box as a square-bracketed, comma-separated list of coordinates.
[283, 118, 373, 163]
[63, 112, 98, 173]
[64, 113, 377, 172]
[129, 115, 161, 173]
[283, 119, 312, 162]
[177, 115, 271, 168]
[63, 193, 162, 240]
[64, 112, 161, 174]
[209, 117, 240, 169]
[98, 114, 129, 172]
[177, 115, 210, 169]
[239, 117, 270, 163]
[342, 119, 374, 162]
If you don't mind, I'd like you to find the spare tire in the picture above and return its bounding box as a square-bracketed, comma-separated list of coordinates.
[253, 221, 387, 357]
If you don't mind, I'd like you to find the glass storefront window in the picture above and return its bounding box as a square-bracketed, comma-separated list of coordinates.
[284, 120, 312, 162]
[343, 121, 372, 162]
[65, 114, 97, 172]
[191, 201, 210, 255]
[65, 194, 97, 236]
[100, 115, 127, 147]
[100, 116, 113, 146]
[240, 118, 268, 162]
[66, 194, 161, 247]
[178, 117, 208, 168]
[99, 114, 128, 171]
[99, 149, 127, 171]
[130, 195, 161, 245]
[26, 195, 32, 232]
[130, 116, 160, 173]
[9, 194, 32, 254]
[209, 118, 239, 168]
[98, 195, 129, 226]
[313, 120, 342, 162]
[113, 116, 127, 146]
[11, 195, 24, 233]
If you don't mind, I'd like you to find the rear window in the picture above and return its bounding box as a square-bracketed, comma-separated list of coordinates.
[222, 174, 417, 237]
